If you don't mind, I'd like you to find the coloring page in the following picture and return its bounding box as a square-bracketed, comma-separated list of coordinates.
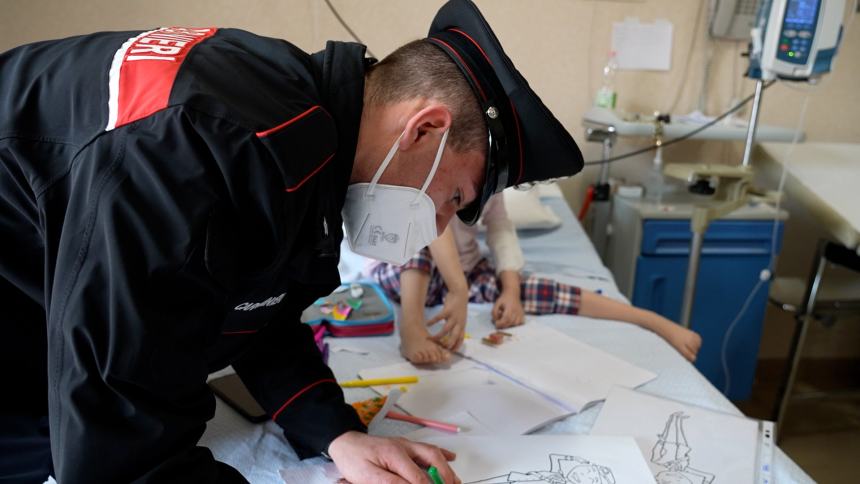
[418, 435, 656, 484]
[591, 387, 765, 483]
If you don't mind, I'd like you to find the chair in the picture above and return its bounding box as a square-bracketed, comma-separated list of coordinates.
[768, 240, 860, 439]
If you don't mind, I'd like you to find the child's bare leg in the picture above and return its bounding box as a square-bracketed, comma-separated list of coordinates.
[399, 268, 449, 364]
[578, 289, 702, 362]
[519, 275, 701, 361]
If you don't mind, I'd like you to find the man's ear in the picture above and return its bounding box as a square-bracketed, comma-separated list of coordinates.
[400, 104, 452, 151]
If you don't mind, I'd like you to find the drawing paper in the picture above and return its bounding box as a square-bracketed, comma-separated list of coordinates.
[591, 387, 768, 484]
[367, 388, 403, 434]
[360, 361, 571, 434]
[358, 355, 474, 394]
[279, 458, 340, 484]
[280, 435, 654, 484]
[358, 323, 655, 434]
[465, 322, 657, 411]
[418, 435, 656, 484]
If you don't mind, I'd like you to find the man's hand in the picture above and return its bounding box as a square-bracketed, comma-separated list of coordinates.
[328, 432, 461, 484]
[427, 289, 468, 350]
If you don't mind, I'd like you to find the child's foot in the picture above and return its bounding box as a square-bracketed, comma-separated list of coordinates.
[399, 323, 450, 364]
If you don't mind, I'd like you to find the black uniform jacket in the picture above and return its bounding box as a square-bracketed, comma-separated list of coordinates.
[0, 27, 367, 482]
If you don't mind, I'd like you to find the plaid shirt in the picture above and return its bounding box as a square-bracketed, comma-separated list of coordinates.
[369, 248, 580, 315]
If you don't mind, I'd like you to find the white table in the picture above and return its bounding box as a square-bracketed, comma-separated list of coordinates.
[201, 196, 814, 483]
[758, 142, 860, 251]
[756, 142, 860, 433]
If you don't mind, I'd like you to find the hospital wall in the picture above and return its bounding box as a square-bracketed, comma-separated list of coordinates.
[2, 0, 858, 360]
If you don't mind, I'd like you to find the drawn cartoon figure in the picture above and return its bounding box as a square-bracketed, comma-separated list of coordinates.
[467, 453, 616, 484]
[650, 412, 715, 484]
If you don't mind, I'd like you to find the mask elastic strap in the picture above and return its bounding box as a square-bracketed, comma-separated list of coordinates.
[366, 132, 405, 197]
[412, 129, 449, 205]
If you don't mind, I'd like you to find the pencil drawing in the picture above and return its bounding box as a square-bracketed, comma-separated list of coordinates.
[466, 453, 616, 484]
[650, 412, 715, 484]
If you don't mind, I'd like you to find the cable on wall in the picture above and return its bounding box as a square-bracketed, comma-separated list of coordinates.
[323, 0, 377, 59]
[583, 80, 775, 166]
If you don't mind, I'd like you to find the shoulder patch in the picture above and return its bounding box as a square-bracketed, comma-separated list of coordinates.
[106, 27, 217, 131]
[256, 106, 339, 193]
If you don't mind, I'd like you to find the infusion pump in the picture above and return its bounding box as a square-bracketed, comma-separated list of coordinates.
[750, 0, 846, 80]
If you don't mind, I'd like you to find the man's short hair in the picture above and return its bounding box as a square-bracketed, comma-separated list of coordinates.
[365, 40, 486, 155]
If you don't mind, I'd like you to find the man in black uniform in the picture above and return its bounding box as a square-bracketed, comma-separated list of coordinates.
[0, 1, 583, 482]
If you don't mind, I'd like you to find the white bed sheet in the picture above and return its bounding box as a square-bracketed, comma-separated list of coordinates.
[201, 191, 812, 484]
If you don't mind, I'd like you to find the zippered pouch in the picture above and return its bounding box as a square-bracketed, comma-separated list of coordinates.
[301, 281, 395, 337]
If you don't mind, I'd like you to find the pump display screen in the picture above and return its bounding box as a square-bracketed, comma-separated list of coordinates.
[785, 0, 820, 24]
[778, 0, 821, 64]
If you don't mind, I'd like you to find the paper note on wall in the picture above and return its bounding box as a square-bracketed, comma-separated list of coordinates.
[611, 17, 673, 71]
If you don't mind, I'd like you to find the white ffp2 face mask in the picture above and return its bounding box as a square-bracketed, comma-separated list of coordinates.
[342, 129, 449, 265]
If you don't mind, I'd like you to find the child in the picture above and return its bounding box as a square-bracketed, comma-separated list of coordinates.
[369, 192, 702, 364]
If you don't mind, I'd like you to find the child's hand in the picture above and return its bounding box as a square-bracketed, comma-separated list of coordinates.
[427, 289, 468, 350]
[493, 290, 525, 329]
[664, 324, 702, 362]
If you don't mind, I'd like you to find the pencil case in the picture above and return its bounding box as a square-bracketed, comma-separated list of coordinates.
[301, 281, 395, 337]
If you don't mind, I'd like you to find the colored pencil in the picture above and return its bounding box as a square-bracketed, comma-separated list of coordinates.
[338, 376, 419, 388]
[386, 411, 461, 433]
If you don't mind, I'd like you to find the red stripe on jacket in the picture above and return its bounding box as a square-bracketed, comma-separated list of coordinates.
[256, 105, 323, 138]
[115, 27, 217, 128]
[271, 378, 337, 421]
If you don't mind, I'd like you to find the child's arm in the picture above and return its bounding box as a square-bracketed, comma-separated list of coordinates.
[483, 194, 526, 328]
[397, 226, 466, 364]
[578, 290, 702, 362]
[425, 225, 469, 350]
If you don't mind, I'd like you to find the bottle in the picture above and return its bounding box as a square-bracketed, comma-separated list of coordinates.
[643, 149, 665, 204]
[594, 51, 618, 110]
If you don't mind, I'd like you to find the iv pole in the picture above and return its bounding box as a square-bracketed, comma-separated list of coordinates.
[677, 79, 765, 328]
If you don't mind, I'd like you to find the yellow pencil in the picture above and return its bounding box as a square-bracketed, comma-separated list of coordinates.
[339, 376, 419, 388]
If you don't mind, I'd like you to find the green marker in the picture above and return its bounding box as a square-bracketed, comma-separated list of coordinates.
[427, 466, 445, 484]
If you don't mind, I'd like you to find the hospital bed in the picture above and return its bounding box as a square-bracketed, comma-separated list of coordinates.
[201, 185, 813, 483]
